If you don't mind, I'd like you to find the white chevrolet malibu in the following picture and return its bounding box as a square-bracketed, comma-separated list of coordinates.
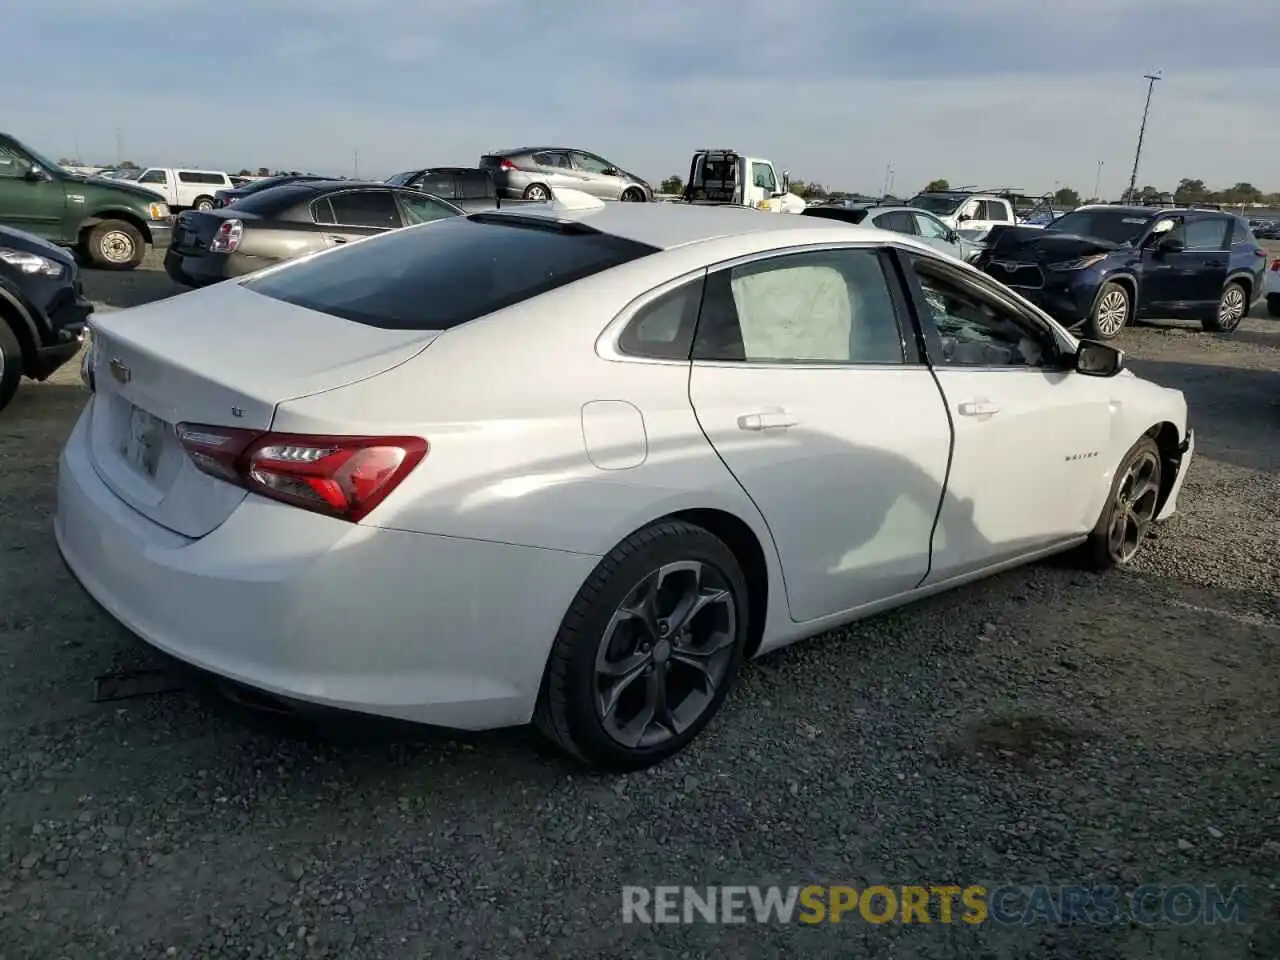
[57, 196, 1194, 770]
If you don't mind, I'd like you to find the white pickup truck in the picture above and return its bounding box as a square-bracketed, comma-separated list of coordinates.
[682, 149, 806, 213]
[906, 190, 1028, 236]
[129, 167, 235, 212]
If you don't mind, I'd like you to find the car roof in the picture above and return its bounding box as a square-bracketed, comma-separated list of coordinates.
[471, 200, 920, 252]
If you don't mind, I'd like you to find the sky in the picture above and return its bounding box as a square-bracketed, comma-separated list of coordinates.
[6, 0, 1280, 197]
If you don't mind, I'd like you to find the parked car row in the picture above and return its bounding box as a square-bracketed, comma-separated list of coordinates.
[58, 196, 1195, 769]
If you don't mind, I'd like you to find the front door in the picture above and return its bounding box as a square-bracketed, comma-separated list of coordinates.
[1138, 215, 1230, 320]
[135, 168, 172, 205]
[0, 143, 65, 235]
[900, 252, 1112, 582]
[687, 245, 953, 622]
[569, 151, 626, 200]
[911, 211, 963, 258]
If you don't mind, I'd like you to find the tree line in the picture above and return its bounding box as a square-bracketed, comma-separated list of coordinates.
[58, 159, 313, 177]
[656, 174, 1280, 209]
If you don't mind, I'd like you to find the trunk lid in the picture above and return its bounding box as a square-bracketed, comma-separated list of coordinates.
[86, 280, 437, 538]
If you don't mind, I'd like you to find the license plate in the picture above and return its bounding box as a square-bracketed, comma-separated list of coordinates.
[121, 405, 164, 478]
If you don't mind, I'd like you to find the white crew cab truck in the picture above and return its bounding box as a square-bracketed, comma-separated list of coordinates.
[906, 189, 1024, 235]
[131, 168, 234, 212]
[682, 149, 806, 213]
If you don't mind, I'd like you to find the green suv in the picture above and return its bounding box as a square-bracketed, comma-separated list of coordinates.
[0, 133, 172, 270]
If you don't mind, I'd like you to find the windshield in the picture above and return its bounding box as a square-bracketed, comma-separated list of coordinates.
[1046, 209, 1155, 245]
[909, 194, 963, 216]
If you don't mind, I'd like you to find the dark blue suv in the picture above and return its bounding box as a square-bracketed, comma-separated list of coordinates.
[975, 205, 1268, 340]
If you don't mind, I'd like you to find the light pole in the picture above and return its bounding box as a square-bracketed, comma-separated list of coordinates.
[1093, 160, 1104, 202]
[883, 163, 894, 197]
[1125, 71, 1161, 202]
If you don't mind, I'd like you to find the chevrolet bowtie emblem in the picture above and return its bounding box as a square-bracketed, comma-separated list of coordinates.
[109, 358, 131, 385]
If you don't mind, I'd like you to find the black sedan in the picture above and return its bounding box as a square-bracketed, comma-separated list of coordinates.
[164, 180, 463, 288]
[0, 225, 92, 411]
[213, 174, 329, 208]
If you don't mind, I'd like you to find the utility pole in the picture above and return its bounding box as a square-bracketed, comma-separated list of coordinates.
[1125, 71, 1161, 203]
[115, 128, 123, 165]
[1093, 160, 1104, 202]
[353, 149, 359, 179]
[883, 163, 894, 196]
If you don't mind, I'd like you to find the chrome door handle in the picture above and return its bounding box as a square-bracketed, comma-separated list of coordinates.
[737, 411, 798, 431]
[958, 401, 1000, 417]
[326, 234, 348, 244]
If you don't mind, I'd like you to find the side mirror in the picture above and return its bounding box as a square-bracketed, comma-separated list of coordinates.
[601, 167, 618, 176]
[957, 213, 972, 223]
[1155, 235, 1184, 254]
[23, 164, 50, 182]
[1075, 339, 1124, 377]
[781, 171, 791, 192]
[946, 229, 959, 243]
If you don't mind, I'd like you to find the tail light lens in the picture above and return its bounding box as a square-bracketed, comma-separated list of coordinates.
[499, 158, 517, 171]
[1271, 258, 1280, 271]
[210, 219, 244, 253]
[175, 424, 428, 522]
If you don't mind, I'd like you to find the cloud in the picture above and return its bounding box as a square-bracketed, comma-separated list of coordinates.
[4, 0, 1279, 195]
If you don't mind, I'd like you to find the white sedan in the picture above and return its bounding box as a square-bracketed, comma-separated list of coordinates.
[57, 196, 1194, 770]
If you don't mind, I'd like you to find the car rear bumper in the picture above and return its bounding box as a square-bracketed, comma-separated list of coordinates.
[164, 249, 271, 287]
[55, 406, 597, 730]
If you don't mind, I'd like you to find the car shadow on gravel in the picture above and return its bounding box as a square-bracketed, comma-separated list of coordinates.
[1123, 356, 1280, 472]
[80, 265, 187, 310]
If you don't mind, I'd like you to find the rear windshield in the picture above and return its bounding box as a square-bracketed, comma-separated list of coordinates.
[908, 194, 964, 215]
[244, 215, 660, 330]
[229, 184, 320, 215]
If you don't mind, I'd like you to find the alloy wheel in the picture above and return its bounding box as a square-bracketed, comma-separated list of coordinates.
[526, 186, 549, 201]
[1095, 290, 1128, 337]
[594, 560, 737, 749]
[1218, 286, 1246, 330]
[1108, 449, 1161, 564]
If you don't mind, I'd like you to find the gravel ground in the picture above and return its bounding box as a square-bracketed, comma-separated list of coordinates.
[0, 252, 1277, 959]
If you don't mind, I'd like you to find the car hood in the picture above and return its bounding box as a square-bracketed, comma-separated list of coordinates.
[988, 228, 1120, 264]
[0, 224, 76, 267]
[69, 172, 169, 203]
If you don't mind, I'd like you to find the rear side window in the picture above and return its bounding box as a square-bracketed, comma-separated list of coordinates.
[1230, 219, 1256, 245]
[328, 190, 402, 228]
[245, 216, 660, 330]
[1184, 217, 1229, 251]
[460, 174, 494, 200]
[416, 172, 458, 199]
[873, 211, 917, 235]
[618, 278, 705, 360]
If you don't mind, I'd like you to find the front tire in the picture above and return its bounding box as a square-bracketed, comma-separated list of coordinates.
[1080, 437, 1163, 571]
[87, 220, 145, 270]
[0, 321, 24, 413]
[1084, 281, 1130, 340]
[534, 520, 749, 770]
[1203, 281, 1247, 332]
[621, 187, 646, 202]
[1267, 293, 1280, 319]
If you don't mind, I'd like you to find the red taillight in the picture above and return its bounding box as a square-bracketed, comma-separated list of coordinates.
[175, 424, 428, 523]
[1270, 258, 1280, 271]
[499, 158, 517, 171]
[211, 219, 243, 253]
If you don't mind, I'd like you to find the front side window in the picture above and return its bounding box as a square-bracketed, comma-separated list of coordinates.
[415, 173, 458, 199]
[913, 213, 951, 240]
[327, 190, 402, 229]
[751, 163, 777, 191]
[398, 192, 460, 225]
[910, 256, 1056, 368]
[693, 249, 904, 364]
[138, 169, 167, 185]
[246, 217, 659, 331]
[572, 152, 614, 174]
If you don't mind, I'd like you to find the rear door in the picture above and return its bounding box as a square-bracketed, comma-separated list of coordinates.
[899, 252, 1113, 581]
[529, 151, 579, 193]
[414, 170, 460, 202]
[871, 210, 919, 240]
[313, 189, 403, 247]
[687, 245, 953, 622]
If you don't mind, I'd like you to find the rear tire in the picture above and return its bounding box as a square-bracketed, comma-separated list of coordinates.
[1203, 281, 1247, 332]
[193, 196, 215, 212]
[534, 520, 749, 771]
[1084, 281, 1130, 340]
[87, 220, 145, 270]
[0, 320, 23, 413]
[523, 183, 551, 201]
[1078, 437, 1163, 572]
[1265, 293, 1280, 319]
